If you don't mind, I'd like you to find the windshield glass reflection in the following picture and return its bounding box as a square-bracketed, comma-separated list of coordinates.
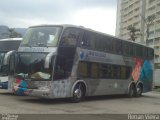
[15, 52, 54, 80]
[21, 26, 62, 47]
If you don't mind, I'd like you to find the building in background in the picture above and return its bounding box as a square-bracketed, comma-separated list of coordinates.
[116, 0, 146, 44]
[116, 0, 160, 60]
[145, 0, 160, 63]
[116, 0, 160, 86]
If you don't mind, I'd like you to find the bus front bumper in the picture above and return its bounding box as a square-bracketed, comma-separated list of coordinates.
[29, 88, 50, 98]
[13, 85, 50, 97]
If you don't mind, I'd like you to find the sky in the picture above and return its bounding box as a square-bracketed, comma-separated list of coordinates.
[0, 0, 117, 35]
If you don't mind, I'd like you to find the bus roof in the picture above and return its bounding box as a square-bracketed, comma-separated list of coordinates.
[0, 38, 23, 41]
[29, 24, 152, 49]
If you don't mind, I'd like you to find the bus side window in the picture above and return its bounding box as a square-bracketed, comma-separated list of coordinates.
[129, 43, 133, 56]
[122, 42, 129, 56]
[60, 28, 81, 47]
[81, 32, 89, 47]
[143, 47, 148, 58]
[99, 64, 109, 78]
[148, 48, 154, 60]
[95, 34, 105, 51]
[107, 37, 112, 51]
[121, 66, 131, 79]
[112, 39, 116, 53]
[145, 47, 148, 59]
[88, 33, 96, 49]
[115, 39, 122, 54]
[82, 31, 97, 49]
[77, 62, 88, 78]
[113, 65, 121, 79]
[90, 63, 99, 78]
[136, 45, 142, 57]
[104, 36, 110, 51]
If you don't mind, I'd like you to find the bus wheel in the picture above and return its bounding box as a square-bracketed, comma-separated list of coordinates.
[128, 84, 136, 98]
[136, 84, 143, 97]
[71, 83, 84, 103]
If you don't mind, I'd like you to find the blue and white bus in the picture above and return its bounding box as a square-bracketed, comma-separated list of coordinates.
[0, 38, 22, 89]
[5, 25, 154, 102]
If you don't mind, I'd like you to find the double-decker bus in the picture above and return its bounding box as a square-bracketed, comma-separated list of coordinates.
[0, 38, 22, 89]
[5, 25, 154, 102]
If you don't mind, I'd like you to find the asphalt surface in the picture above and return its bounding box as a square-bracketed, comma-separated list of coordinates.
[0, 89, 160, 120]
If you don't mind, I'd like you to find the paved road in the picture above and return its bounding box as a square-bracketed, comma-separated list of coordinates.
[0, 90, 160, 119]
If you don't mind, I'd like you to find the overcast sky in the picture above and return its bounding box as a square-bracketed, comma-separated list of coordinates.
[0, 0, 117, 35]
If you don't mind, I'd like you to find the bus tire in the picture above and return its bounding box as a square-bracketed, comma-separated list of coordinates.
[136, 83, 143, 97]
[128, 83, 136, 98]
[71, 83, 85, 103]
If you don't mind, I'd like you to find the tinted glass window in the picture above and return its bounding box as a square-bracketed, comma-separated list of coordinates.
[99, 64, 110, 78]
[99, 64, 130, 79]
[107, 37, 112, 51]
[77, 61, 131, 79]
[90, 63, 99, 78]
[143, 47, 148, 58]
[0, 52, 7, 75]
[129, 43, 134, 56]
[15, 52, 52, 80]
[0, 41, 21, 51]
[115, 39, 122, 54]
[148, 48, 154, 59]
[95, 35, 103, 50]
[54, 54, 74, 80]
[77, 62, 88, 78]
[21, 26, 62, 47]
[61, 28, 82, 47]
[112, 39, 116, 53]
[136, 45, 143, 57]
[123, 42, 130, 56]
[88, 33, 96, 49]
[81, 32, 89, 47]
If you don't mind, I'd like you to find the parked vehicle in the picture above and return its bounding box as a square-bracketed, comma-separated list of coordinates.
[3, 25, 154, 102]
[0, 38, 22, 89]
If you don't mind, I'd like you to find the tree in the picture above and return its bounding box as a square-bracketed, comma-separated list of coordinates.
[2, 28, 22, 38]
[127, 25, 140, 42]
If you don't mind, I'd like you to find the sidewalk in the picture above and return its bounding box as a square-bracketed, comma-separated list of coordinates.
[152, 88, 160, 93]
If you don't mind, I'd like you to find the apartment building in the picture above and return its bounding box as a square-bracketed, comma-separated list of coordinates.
[116, 0, 160, 63]
[146, 0, 160, 62]
[116, 0, 146, 44]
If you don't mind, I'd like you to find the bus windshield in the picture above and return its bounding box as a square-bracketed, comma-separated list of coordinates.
[0, 39, 22, 76]
[20, 26, 62, 47]
[15, 52, 54, 80]
[0, 52, 7, 75]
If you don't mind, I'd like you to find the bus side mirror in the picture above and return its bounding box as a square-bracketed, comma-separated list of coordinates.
[44, 52, 55, 69]
[3, 50, 16, 65]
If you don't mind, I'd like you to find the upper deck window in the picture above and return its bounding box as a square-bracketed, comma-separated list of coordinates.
[60, 28, 82, 47]
[20, 26, 62, 47]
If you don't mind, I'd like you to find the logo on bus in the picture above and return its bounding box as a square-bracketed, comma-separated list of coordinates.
[80, 51, 86, 60]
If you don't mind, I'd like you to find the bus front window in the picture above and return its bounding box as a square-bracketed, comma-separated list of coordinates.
[0, 52, 8, 75]
[15, 52, 54, 81]
[0, 52, 5, 68]
[21, 26, 62, 47]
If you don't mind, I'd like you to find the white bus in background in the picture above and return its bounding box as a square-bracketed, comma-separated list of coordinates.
[4, 25, 154, 102]
[0, 38, 22, 89]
